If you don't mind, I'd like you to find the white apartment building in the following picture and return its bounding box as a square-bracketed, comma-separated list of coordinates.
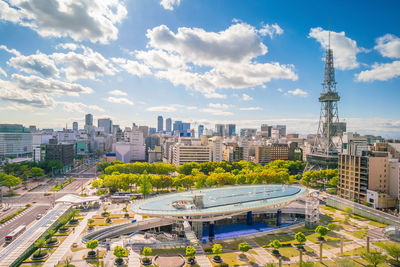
[209, 136, 223, 162]
[172, 143, 211, 165]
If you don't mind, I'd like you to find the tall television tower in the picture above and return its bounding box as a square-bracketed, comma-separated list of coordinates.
[306, 24, 342, 171]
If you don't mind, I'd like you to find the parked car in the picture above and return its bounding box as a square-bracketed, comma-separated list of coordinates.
[36, 214, 42, 220]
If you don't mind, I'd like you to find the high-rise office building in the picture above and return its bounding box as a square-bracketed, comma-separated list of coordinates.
[0, 124, 32, 158]
[72, 122, 78, 131]
[85, 114, 93, 126]
[198, 125, 204, 137]
[173, 121, 191, 136]
[166, 118, 172, 132]
[157, 116, 163, 132]
[139, 126, 149, 139]
[215, 124, 225, 137]
[227, 124, 236, 136]
[98, 118, 112, 134]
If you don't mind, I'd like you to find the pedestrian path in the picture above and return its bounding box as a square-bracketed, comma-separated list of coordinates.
[43, 211, 96, 267]
[245, 238, 277, 266]
[183, 221, 213, 267]
[128, 249, 141, 267]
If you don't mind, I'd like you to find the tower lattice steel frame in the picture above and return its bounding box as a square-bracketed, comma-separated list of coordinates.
[306, 28, 342, 171]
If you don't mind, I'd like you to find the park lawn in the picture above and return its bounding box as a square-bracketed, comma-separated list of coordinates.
[207, 252, 254, 266]
[219, 239, 247, 250]
[368, 220, 388, 228]
[290, 225, 315, 233]
[353, 257, 390, 267]
[278, 246, 314, 258]
[320, 206, 335, 210]
[374, 240, 400, 249]
[306, 233, 341, 243]
[319, 215, 333, 223]
[352, 215, 369, 221]
[336, 247, 382, 256]
[151, 247, 186, 255]
[283, 260, 337, 267]
[253, 234, 295, 246]
[23, 248, 56, 263]
[347, 230, 368, 239]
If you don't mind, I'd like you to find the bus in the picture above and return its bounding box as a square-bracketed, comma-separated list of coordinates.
[5, 225, 26, 244]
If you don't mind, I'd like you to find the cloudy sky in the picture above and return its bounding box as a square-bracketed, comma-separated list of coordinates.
[0, 0, 399, 138]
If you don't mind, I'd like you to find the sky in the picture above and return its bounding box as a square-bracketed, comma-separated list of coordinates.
[0, 0, 399, 138]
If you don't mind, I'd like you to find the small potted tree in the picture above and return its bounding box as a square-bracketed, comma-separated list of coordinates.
[88, 219, 95, 231]
[141, 246, 152, 265]
[86, 240, 99, 258]
[295, 232, 307, 249]
[238, 242, 251, 261]
[69, 209, 79, 225]
[315, 225, 329, 241]
[114, 245, 127, 266]
[186, 245, 197, 265]
[212, 243, 223, 263]
[269, 240, 282, 257]
[102, 205, 109, 217]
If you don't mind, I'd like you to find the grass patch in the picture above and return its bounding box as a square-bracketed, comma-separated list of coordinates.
[207, 252, 254, 266]
[151, 247, 186, 255]
[368, 220, 388, 228]
[348, 230, 368, 239]
[320, 206, 335, 210]
[320, 215, 333, 223]
[253, 234, 295, 246]
[219, 239, 246, 250]
[290, 225, 315, 233]
[374, 240, 400, 249]
[353, 215, 369, 221]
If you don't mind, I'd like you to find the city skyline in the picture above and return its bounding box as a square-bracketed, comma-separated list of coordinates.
[0, 0, 399, 138]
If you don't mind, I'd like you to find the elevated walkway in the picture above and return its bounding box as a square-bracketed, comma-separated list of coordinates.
[82, 218, 172, 242]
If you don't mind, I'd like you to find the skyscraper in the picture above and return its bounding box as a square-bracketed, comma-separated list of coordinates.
[215, 124, 225, 136]
[198, 125, 204, 137]
[98, 118, 112, 134]
[166, 118, 172, 132]
[85, 114, 93, 126]
[227, 124, 236, 136]
[157, 115, 163, 132]
[72, 122, 78, 131]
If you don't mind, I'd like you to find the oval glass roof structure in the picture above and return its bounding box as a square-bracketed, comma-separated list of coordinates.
[131, 184, 307, 217]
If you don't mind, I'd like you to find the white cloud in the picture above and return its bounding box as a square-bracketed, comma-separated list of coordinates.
[277, 88, 284, 92]
[147, 23, 267, 66]
[108, 89, 127, 96]
[146, 106, 177, 112]
[208, 103, 230, 109]
[239, 107, 262, 111]
[8, 52, 59, 77]
[11, 73, 93, 96]
[160, 0, 181, 10]
[287, 88, 308, 97]
[135, 49, 186, 70]
[0, 0, 128, 44]
[309, 27, 364, 70]
[0, 45, 21, 56]
[199, 108, 233, 116]
[259, 23, 284, 38]
[355, 61, 400, 82]
[106, 96, 133, 105]
[374, 34, 400, 59]
[112, 58, 151, 77]
[0, 67, 7, 77]
[57, 101, 105, 113]
[140, 23, 297, 98]
[242, 93, 253, 101]
[52, 47, 117, 81]
[55, 43, 80, 51]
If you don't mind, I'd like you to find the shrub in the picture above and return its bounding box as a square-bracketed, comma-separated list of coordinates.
[204, 247, 213, 253]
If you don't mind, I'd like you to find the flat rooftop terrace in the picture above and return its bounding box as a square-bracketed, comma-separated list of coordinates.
[131, 184, 307, 217]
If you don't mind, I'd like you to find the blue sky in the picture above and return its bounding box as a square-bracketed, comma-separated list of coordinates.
[0, 0, 399, 137]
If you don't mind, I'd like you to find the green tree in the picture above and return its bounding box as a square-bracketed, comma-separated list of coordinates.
[142, 246, 152, 259]
[360, 251, 387, 267]
[315, 225, 329, 240]
[295, 232, 307, 246]
[86, 240, 99, 252]
[114, 245, 127, 262]
[238, 242, 251, 256]
[212, 243, 223, 255]
[344, 206, 353, 215]
[34, 237, 46, 255]
[186, 245, 196, 258]
[327, 223, 339, 231]
[0, 174, 21, 192]
[31, 167, 45, 178]
[140, 173, 152, 197]
[269, 240, 282, 254]
[383, 243, 400, 265]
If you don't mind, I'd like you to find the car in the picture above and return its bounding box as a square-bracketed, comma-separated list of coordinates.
[36, 214, 42, 220]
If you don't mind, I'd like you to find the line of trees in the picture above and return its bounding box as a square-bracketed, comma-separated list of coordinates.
[300, 169, 338, 188]
[92, 160, 307, 195]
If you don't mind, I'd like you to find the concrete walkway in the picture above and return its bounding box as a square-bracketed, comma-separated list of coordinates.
[128, 248, 141, 266]
[43, 211, 96, 267]
[245, 238, 277, 266]
[183, 221, 213, 267]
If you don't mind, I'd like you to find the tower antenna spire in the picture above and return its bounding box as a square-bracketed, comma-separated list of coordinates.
[328, 17, 331, 50]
